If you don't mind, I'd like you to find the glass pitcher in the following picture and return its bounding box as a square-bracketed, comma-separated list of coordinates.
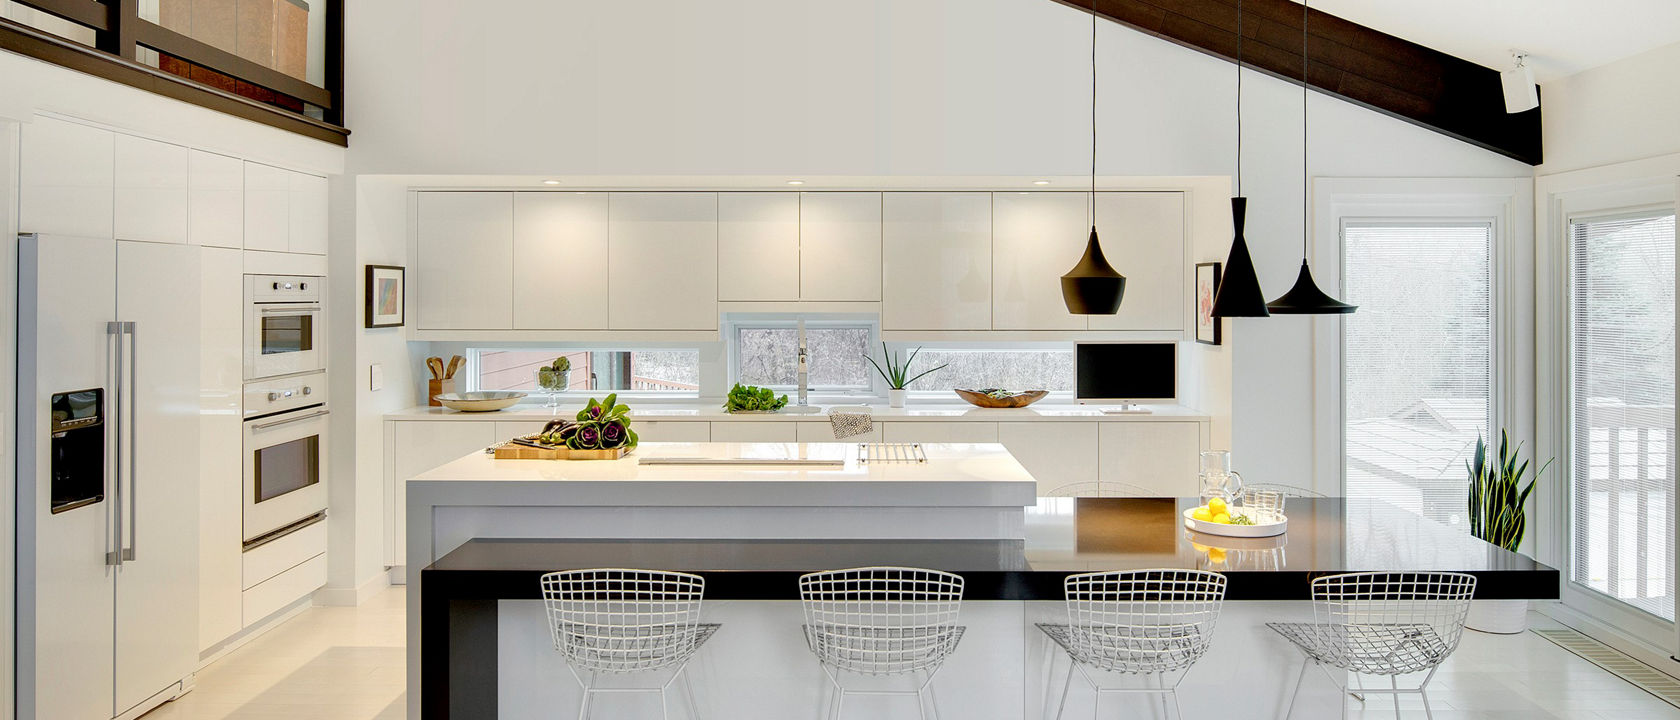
[1198, 450, 1244, 505]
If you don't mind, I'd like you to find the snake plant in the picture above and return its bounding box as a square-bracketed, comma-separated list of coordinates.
[1466, 430, 1551, 553]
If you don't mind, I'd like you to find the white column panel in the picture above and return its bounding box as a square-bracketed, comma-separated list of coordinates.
[416, 192, 515, 330]
[114, 134, 188, 244]
[798, 192, 882, 301]
[512, 192, 609, 329]
[882, 192, 992, 330]
[287, 171, 329, 255]
[197, 246, 244, 651]
[607, 192, 718, 330]
[717, 192, 799, 301]
[19, 116, 114, 238]
[242, 162, 291, 253]
[992, 192, 1089, 330]
[188, 150, 244, 249]
[1087, 192, 1188, 332]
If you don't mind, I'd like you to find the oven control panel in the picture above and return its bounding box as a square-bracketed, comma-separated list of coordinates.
[243, 370, 327, 418]
[247, 274, 323, 304]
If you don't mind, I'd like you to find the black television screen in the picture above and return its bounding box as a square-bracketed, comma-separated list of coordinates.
[1075, 343, 1177, 402]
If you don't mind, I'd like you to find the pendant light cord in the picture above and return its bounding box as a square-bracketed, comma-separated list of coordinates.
[1301, 0, 1309, 258]
[1090, 0, 1097, 228]
[1235, 0, 1242, 197]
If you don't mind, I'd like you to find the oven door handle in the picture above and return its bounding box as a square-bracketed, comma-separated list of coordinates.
[250, 408, 330, 431]
[259, 305, 323, 315]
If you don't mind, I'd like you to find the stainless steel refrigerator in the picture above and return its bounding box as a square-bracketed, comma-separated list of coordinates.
[16, 233, 201, 720]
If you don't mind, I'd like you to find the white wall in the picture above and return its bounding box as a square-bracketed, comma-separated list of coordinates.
[343, 0, 1530, 489]
[1538, 41, 1680, 175]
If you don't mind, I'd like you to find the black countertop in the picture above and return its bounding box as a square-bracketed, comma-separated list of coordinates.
[422, 498, 1558, 600]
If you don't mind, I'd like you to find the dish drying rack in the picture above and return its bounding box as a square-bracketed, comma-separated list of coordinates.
[858, 442, 927, 464]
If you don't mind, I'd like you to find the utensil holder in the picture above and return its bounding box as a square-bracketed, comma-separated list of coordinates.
[427, 378, 456, 406]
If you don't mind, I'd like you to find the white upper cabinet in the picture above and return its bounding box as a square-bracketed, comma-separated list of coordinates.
[882, 192, 992, 330]
[608, 192, 718, 330]
[20, 116, 114, 238]
[1086, 192, 1187, 332]
[288, 172, 329, 255]
[417, 192, 514, 330]
[992, 192, 1089, 331]
[243, 162, 291, 252]
[717, 193, 799, 302]
[799, 192, 882, 302]
[512, 192, 610, 329]
[114, 135, 189, 244]
[188, 150, 244, 249]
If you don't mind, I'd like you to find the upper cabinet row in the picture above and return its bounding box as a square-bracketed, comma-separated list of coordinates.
[19, 116, 327, 254]
[412, 190, 1186, 333]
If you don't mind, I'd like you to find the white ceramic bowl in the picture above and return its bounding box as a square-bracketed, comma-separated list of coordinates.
[1182, 506, 1287, 537]
[434, 391, 526, 412]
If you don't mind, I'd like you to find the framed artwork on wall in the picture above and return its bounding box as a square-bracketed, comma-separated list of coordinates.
[365, 265, 405, 328]
[1195, 262, 1221, 345]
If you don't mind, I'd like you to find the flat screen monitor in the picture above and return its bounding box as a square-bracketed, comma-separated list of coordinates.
[1075, 342, 1177, 404]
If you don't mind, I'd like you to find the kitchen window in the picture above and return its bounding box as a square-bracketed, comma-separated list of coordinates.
[893, 347, 1075, 394]
[470, 349, 700, 395]
[733, 323, 874, 392]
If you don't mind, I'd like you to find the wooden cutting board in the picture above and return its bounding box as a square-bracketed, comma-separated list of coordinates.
[492, 439, 630, 461]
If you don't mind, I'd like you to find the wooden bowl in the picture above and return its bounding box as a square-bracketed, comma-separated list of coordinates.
[952, 389, 1049, 408]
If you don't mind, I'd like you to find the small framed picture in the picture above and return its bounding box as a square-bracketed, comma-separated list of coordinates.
[364, 265, 405, 328]
[1194, 262, 1221, 345]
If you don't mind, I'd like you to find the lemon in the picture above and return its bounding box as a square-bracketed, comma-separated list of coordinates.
[1190, 542, 1212, 553]
[1206, 548, 1227, 563]
[1208, 497, 1228, 514]
[1192, 507, 1213, 522]
[1212, 513, 1231, 524]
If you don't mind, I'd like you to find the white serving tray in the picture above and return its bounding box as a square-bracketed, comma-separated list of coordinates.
[1182, 507, 1288, 537]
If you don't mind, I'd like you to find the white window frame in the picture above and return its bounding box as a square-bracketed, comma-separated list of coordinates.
[1314, 178, 1532, 503]
[1537, 174, 1680, 652]
[724, 314, 882, 397]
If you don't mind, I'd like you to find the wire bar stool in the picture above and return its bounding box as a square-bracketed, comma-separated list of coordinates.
[1242, 482, 1325, 499]
[1045, 481, 1157, 498]
[798, 567, 966, 720]
[1267, 571, 1477, 719]
[1036, 569, 1227, 719]
[540, 569, 721, 720]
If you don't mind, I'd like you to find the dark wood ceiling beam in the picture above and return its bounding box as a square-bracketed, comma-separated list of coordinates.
[1053, 0, 1542, 165]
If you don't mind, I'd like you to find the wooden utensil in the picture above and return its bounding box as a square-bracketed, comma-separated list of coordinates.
[445, 355, 464, 380]
[426, 357, 445, 380]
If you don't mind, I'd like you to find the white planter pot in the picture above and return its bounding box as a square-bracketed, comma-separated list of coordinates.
[1466, 599, 1529, 634]
[888, 389, 907, 408]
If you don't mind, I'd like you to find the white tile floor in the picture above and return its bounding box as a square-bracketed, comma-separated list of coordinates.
[142, 588, 1679, 720]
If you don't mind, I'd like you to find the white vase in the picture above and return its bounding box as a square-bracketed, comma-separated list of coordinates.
[888, 389, 906, 408]
[1466, 599, 1529, 634]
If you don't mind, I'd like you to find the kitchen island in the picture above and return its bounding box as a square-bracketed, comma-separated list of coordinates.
[407, 447, 1559, 719]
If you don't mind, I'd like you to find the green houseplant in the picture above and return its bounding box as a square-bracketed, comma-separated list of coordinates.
[1464, 429, 1551, 633]
[865, 344, 947, 408]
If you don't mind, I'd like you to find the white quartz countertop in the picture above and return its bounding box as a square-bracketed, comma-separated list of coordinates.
[386, 401, 1209, 422]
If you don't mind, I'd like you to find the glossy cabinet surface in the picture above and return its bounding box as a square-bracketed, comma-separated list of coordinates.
[387, 422, 499, 567]
[708, 421, 797, 443]
[417, 192, 514, 330]
[608, 192, 718, 330]
[20, 115, 115, 238]
[114, 134, 189, 244]
[1098, 421, 1203, 496]
[881, 421, 999, 444]
[1086, 192, 1187, 332]
[288, 171, 329, 255]
[999, 421, 1099, 496]
[631, 421, 712, 443]
[513, 192, 610, 329]
[242, 162, 291, 252]
[799, 192, 882, 301]
[717, 192, 800, 301]
[198, 247, 244, 651]
[189, 150, 244, 249]
[992, 192, 1088, 330]
[882, 192, 992, 330]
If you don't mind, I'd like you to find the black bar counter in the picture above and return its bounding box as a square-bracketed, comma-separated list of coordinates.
[419, 498, 1558, 718]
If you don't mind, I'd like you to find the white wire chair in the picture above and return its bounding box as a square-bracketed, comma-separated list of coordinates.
[1036, 569, 1227, 719]
[1242, 482, 1325, 499]
[1045, 481, 1158, 498]
[1267, 571, 1477, 719]
[540, 569, 722, 720]
[798, 567, 966, 720]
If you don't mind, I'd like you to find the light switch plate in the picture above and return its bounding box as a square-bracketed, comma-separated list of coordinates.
[369, 363, 384, 391]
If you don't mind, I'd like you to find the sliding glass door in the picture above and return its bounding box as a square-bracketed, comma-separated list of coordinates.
[1567, 211, 1677, 625]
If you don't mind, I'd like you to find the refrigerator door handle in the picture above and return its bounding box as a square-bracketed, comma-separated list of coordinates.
[106, 321, 125, 567]
[123, 321, 137, 561]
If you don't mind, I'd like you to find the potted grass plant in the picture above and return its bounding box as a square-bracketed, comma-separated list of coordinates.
[1465, 430, 1551, 634]
[865, 344, 947, 408]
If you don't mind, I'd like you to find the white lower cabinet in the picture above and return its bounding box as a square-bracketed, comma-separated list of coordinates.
[243, 554, 327, 625]
[796, 421, 882, 443]
[881, 421, 998, 444]
[497, 421, 551, 438]
[709, 421, 797, 443]
[999, 422, 1100, 497]
[387, 422, 499, 567]
[1098, 421, 1203, 496]
[632, 421, 712, 443]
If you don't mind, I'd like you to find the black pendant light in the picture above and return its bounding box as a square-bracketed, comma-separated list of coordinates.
[1209, 0, 1270, 318]
[1266, 0, 1356, 315]
[1061, 0, 1125, 315]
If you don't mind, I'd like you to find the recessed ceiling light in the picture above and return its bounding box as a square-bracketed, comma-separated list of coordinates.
[786, 180, 804, 185]
[1032, 180, 1052, 185]
[542, 180, 561, 185]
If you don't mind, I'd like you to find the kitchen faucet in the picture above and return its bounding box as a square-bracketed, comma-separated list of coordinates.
[796, 318, 809, 407]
